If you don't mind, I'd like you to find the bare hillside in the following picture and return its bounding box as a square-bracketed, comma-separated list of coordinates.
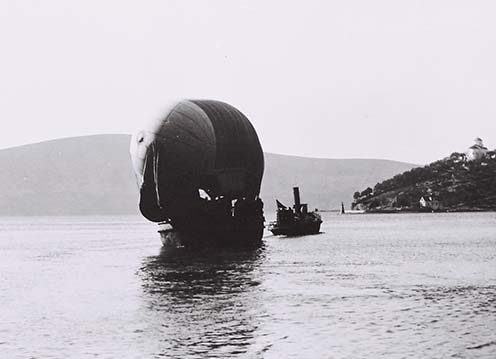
[0, 135, 416, 215]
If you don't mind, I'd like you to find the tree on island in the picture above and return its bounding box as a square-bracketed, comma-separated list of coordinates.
[360, 187, 373, 198]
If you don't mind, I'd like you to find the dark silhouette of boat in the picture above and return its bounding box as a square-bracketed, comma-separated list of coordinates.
[268, 187, 322, 236]
[130, 100, 265, 247]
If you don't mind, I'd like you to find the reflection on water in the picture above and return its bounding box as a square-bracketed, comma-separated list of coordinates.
[138, 245, 267, 358]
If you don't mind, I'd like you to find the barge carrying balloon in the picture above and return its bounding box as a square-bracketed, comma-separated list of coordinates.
[130, 100, 265, 247]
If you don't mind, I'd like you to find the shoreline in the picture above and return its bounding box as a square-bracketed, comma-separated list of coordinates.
[362, 208, 496, 214]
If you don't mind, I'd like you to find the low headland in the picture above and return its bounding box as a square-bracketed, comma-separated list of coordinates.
[352, 140, 496, 213]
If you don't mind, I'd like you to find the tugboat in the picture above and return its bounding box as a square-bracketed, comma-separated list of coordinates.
[130, 99, 265, 247]
[268, 187, 322, 236]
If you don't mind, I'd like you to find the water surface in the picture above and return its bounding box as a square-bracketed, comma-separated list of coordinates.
[1, 213, 495, 358]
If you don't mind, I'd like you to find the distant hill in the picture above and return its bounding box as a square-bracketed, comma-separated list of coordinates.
[352, 151, 496, 212]
[0, 135, 416, 216]
[262, 153, 416, 212]
[0, 135, 138, 216]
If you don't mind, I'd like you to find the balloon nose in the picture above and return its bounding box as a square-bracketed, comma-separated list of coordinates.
[130, 131, 155, 188]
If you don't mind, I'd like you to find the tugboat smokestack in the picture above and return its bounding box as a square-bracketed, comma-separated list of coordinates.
[293, 187, 301, 213]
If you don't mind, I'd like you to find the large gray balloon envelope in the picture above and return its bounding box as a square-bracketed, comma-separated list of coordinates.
[130, 100, 264, 222]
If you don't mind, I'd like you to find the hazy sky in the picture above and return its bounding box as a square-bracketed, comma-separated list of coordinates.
[1, 0, 495, 164]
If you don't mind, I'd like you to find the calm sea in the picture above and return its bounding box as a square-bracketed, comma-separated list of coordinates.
[1, 212, 495, 358]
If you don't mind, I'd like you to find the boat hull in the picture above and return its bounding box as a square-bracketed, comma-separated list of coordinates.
[269, 220, 321, 236]
[158, 217, 264, 248]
